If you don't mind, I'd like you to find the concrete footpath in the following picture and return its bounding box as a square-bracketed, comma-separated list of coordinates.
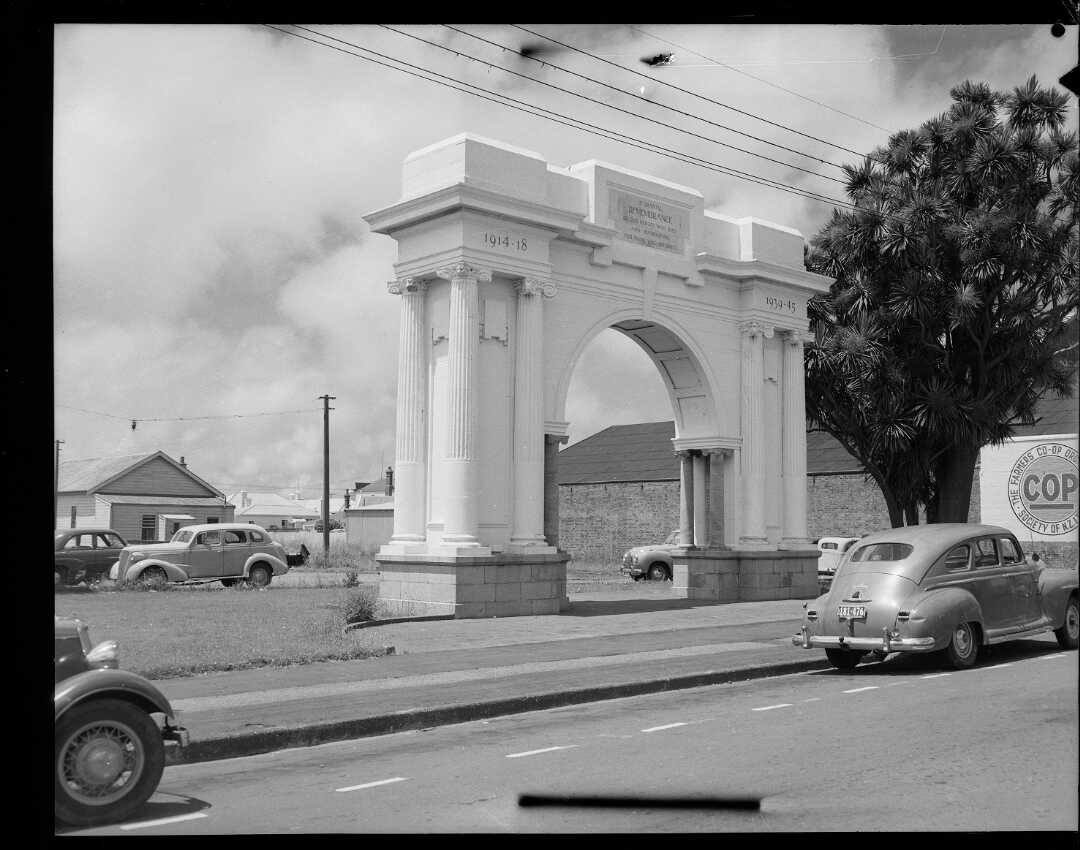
[156, 587, 828, 765]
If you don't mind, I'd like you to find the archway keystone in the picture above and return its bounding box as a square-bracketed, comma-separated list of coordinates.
[364, 133, 833, 617]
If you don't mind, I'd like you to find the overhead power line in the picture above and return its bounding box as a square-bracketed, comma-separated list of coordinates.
[268, 25, 862, 214]
[57, 403, 320, 429]
[509, 24, 878, 162]
[412, 24, 846, 179]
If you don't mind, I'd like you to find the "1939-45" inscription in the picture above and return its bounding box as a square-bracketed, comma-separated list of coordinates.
[765, 295, 798, 314]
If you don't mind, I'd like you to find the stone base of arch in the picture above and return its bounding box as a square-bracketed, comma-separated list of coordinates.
[375, 552, 570, 619]
[671, 548, 819, 602]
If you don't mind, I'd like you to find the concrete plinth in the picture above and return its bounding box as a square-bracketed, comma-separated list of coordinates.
[671, 548, 819, 602]
[375, 551, 570, 618]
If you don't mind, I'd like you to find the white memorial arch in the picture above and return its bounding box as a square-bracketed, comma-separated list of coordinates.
[364, 134, 833, 618]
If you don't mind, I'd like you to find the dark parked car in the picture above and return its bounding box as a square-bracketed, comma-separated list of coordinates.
[109, 522, 291, 588]
[793, 523, 1079, 670]
[55, 616, 188, 826]
[55, 528, 128, 586]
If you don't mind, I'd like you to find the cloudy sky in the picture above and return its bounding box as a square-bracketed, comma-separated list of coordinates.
[53, 22, 1077, 499]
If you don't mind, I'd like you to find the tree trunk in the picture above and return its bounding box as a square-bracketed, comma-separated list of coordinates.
[877, 480, 906, 528]
[903, 503, 920, 526]
[933, 443, 979, 523]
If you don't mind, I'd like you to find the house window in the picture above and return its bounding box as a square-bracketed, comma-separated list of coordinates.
[141, 515, 156, 542]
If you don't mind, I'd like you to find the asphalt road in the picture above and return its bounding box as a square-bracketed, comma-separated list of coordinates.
[60, 638, 1077, 834]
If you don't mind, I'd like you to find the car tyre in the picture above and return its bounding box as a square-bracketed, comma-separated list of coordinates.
[825, 648, 862, 670]
[944, 621, 979, 669]
[647, 563, 670, 582]
[1054, 595, 1079, 650]
[55, 567, 67, 587]
[55, 698, 165, 827]
[137, 567, 167, 590]
[247, 564, 272, 588]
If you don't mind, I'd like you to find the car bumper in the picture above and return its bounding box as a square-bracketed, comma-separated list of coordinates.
[792, 626, 937, 653]
[621, 564, 644, 578]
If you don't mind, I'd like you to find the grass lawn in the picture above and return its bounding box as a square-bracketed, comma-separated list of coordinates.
[53, 584, 390, 680]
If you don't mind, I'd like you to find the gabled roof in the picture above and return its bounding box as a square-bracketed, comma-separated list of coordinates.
[59, 451, 224, 497]
[227, 492, 320, 518]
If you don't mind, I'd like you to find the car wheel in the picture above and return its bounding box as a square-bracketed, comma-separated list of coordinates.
[247, 564, 272, 588]
[647, 563, 670, 582]
[944, 621, 979, 669]
[825, 648, 862, 670]
[1054, 595, 1079, 650]
[220, 578, 239, 588]
[137, 567, 167, 590]
[55, 567, 67, 587]
[55, 698, 165, 827]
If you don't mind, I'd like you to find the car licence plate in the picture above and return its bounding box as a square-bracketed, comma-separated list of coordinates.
[837, 605, 867, 620]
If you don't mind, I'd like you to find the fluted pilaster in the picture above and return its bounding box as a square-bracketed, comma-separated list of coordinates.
[740, 321, 769, 546]
[510, 278, 556, 549]
[781, 330, 810, 547]
[386, 278, 428, 546]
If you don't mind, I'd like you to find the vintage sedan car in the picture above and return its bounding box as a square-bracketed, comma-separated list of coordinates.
[108, 522, 290, 588]
[55, 528, 128, 586]
[816, 536, 860, 590]
[55, 616, 188, 826]
[793, 523, 1079, 670]
[621, 529, 681, 581]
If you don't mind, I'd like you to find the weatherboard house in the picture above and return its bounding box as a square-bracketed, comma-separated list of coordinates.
[363, 133, 834, 617]
[56, 451, 234, 542]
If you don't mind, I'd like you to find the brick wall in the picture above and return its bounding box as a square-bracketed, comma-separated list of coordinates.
[559, 481, 679, 563]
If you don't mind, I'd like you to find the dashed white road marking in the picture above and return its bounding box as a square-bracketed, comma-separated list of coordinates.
[751, 703, 793, 712]
[335, 777, 408, 793]
[800, 697, 822, 703]
[120, 813, 208, 831]
[641, 722, 688, 733]
[921, 673, 951, 679]
[983, 663, 1014, 670]
[885, 682, 910, 687]
[506, 745, 578, 759]
[842, 686, 879, 694]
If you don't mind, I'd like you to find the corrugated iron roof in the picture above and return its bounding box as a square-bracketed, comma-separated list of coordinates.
[59, 454, 150, 492]
[95, 495, 233, 507]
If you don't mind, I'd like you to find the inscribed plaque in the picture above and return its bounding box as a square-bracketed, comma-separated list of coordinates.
[609, 189, 688, 253]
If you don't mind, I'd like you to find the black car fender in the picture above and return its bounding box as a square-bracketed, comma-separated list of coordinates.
[54, 668, 175, 723]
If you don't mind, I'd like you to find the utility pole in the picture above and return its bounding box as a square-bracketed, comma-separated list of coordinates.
[54, 439, 64, 528]
[319, 394, 336, 558]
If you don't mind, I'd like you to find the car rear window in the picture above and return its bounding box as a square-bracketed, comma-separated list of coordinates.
[849, 543, 914, 563]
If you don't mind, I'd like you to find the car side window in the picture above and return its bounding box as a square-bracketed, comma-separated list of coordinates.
[196, 531, 222, 546]
[224, 530, 245, 544]
[821, 542, 837, 550]
[973, 537, 999, 568]
[999, 538, 1023, 565]
[943, 545, 970, 571]
[64, 534, 92, 549]
[249, 530, 266, 543]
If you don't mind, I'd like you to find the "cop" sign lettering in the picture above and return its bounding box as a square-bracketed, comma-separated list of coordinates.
[1008, 442, 1079, 536]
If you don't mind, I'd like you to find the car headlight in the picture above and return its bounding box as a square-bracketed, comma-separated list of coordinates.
[129, 552, 146, 564]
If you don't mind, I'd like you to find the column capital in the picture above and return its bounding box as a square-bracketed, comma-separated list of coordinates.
[517, 277, 557, 298]
[738, 320, 773, 339]
[780, 328, 814, 346]
[387, 277, 428, 296]
[435, 261, 492, 283]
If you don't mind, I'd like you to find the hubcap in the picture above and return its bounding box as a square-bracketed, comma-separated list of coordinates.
[953, 624, 972, 657]
[59, 721, 144, 805]
[1067, 604, 1079, 639]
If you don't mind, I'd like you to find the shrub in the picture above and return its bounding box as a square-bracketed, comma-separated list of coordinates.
[340, 585, 380, 624]
[342, 569, 360, 588]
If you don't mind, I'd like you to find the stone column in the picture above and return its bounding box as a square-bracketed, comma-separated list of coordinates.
[781, 330, 810, 548]
[510, 278, 556, 551]
[692, 451, 709, 547]
[436, 261, 491, 550]
[678, 451, 694, 546]
[384, 278, 428, 551]
[740, 321, 769, 547]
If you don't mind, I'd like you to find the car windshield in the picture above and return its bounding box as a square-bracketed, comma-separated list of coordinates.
[171, 529, 194, 543]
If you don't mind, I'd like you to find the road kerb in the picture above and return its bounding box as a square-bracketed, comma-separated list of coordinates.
[169, 656, 832, 765]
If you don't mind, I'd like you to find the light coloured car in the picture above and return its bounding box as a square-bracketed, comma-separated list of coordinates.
[793, 523, 1078, 670]
[816, 536, 860, 590]
[621, 530, 680, 581]
[109, 523, 290, 588]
